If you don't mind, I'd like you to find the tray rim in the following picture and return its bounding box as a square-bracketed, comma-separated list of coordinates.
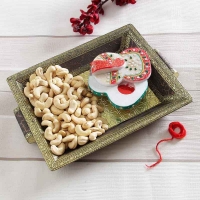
[7, 24, 192, 170]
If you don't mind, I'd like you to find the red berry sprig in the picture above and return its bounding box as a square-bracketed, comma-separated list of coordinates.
[70, 0, 136, 35]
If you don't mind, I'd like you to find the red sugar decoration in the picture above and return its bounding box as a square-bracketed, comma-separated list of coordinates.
[91, 58, 125, 73]
[118, 84, 135, 94]
[146, 122, 186, 168]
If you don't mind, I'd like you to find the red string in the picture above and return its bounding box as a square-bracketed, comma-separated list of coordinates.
[146, 122, 186, 168]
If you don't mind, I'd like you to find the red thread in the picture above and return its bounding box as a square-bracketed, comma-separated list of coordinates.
[146, 122, 186, 168]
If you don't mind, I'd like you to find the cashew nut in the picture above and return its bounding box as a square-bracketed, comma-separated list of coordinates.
[53, 118, 61, 133]
[68, 99, 78, 114]
[52, 77, 63, 87]
[71, 114, 86, 125]
[44, 127, 57, 141]
[68, 136, 78, 149]
[58, 130, 68, 137]
[53, 94, 69, 109]
[80, 97, 90, 108]
[24, 82, 33, 98]
[67, 87, 78, 100]
[64, 73, 73, 84]
[70, 79, 78, 87]
[34, 107, 45, 117]
[51, 143, 65, 156]
[75, 125, 91, 136]
[50, 134, 62, 146]
[55, 66, 69, 76]
[73, 76, 83, 81]
[83, 104, 92, 109]
[49, 82, 62, 95]
[36, 67, 46, 80]
[33, 86, 50, 99]
[42, 112, 54, 121]
[61, 122, 75, 134]
[61, 83, 70, 94]
[39, 93, 48, 102]
[49, 89, 54, 98]
[29, 74, 36, 82]
[78, 136, 89, 145]
[87, 105, 98, 120]
[62, 134, 75, 143]
[30, 76, 48, 88]
[91, 96, 98, 101]
[95, 120, 102, 129]
[50, 105, 64, 115]
[35, 95, 53, 110]
[75, 107, 81, 117]
[82, 120, 96, 129]
[86, 92, 93, 98]
[82, 107, 91, 116]
[73, 80, 85, 89]
[58, 112, 71, 122]
[77, 87, 86, 100]
[89, 131, 102, 141]
[90, 127, 105, 134]
[82, 88, 88, 96]
[91, 100, 97, 105]
[44, 65, 56, 81]
[41, 120, 54, 129]
[76, 100, 81, 108]
[102, 124, 109, 130]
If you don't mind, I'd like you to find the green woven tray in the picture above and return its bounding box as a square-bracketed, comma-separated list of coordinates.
[7, 24, 192, 171]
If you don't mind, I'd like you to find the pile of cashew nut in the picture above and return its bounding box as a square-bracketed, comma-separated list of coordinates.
[24, 65, 109, 156]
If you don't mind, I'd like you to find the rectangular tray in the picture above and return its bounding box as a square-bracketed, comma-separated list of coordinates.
[7, 24, 192, 171]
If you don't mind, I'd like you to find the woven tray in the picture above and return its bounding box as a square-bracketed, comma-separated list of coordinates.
[7, 24, 192, 171]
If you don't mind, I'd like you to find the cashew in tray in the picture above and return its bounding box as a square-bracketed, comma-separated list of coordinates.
[74, 108, 81, 118]
[36, 67, 46, 80]
[44, 127, 57, 141]
[67, 87, 78, 100]
[58, 130, 68, 137]
[35, 94, 53, 110]
[68, 99, 78, 114]
[80, 97, 90, 108]
[75, 125, 91, 136]
[82, 120, 95, 129]
[89, 131, 102, 141]
[68, 135, 78, 149]
[61, 122, 75, 134]
[87, 105, 98, 120]
[64, 73, 73, 84]
[71, 114, 86, 125]
[78, 136, 89, 146]
[50, 105, 64, 115]
[52, 118, 61, 133]
[61, 83, 70, 94]
[50, 134, 62, 146]
[62, 134, 75, 143]
[33, 86, 50, 99]
[51, 143, 65, 156]
[53, 94, 69, 110]
[24, 65, 109, 156]
[41, 120, 54, 129]
[42, 112, 54, 121]
[58, 112, 71, 123]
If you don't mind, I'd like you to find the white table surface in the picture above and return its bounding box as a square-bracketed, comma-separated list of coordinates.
[0, 0, 200, 199]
